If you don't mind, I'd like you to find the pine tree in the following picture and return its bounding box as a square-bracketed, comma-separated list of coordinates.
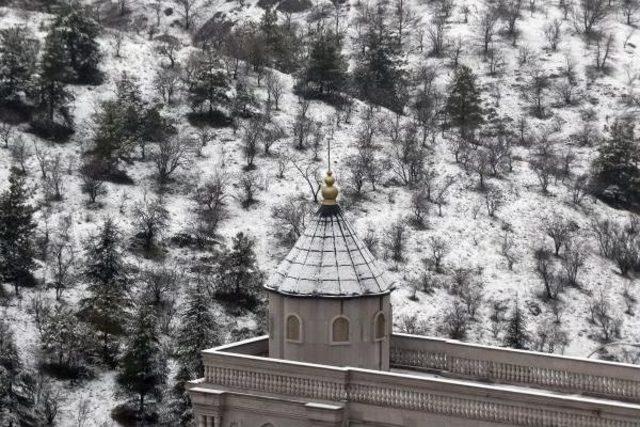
[189, 48, 229, 116]
[0, 319, 21, 426]
[353, 2, 407, 112]
[445, 65, 484, 138]
[217, 232, 263, 307]
[0, 167, 36, 296]
[116, 303, 168, 419]
[91, 100, 131, 172]
[504, 299, 529, 349]
[32, 29, 74, 134]
[175, 282, 220, 379]
[39, 304, 91, 376]
[79, 218, 129, 365]
[0, 26, 40, 103]
[592, 119, 640, 204]
[50, 7, 102, 84]
[301, 30, 348, 97]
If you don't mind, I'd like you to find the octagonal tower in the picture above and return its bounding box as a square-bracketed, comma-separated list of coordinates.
[265, 170, 393, 370]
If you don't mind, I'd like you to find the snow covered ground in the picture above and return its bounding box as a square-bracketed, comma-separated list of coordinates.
[1, 0, 640, 424]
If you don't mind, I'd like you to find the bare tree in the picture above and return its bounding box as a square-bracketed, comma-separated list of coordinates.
[566, 173, 591, 205]
[427, 17, 447, 56]
[449, 268, 484, 319]
[291, 159, 321, 202]
[432, 175, 456, 216]
[622, 0, 640, 25]
[383, 218, 409, 264]
[410, 188, 431, 228]
[534, 247, 562, 299]
[271, 196, 312, 244]
[575, 0, 609, 35]
[265, 71, 285, 111]
[192, 173, 227, 242]
[9, 135, 30, 174]
[154, 67, 180, 104]
[392, 0, 417, 49]
[155, 34, 181, 68]
[588, 290, 622, 343]
[111, 31, 125, 58]
[237, 172, 260, 208]
[79, 160, 106, 204]
[292, 99, 314, 150]
[529, 137, 558, 193]
[426, 235, 450, 273]
[469, 147, 492, 190]
[486, 47, 505, 76]
[133, 195, 170, 253]
[42, 154, 65, 202]
[477, 5, 499, 55]
[594, 33, 614, 71]
[151, 0, 164, 26]
[152, 136, 192, 184]
[441, 299, 470, 339]
[484, 186, 503, 217]
[389, 124, 427, 187]
[242, 117, 264, 170]
[0, 122, 14, 148]
[501, 231, 517, 270]
[544, 214, 578, 256]
[561, 239, 586, 287]
[502, 0, 523, 46]
[176, 0, 210, 30]
[543, 19, 562, 51]
[524, 66, 550, 118]
[48, 219, 77, 301]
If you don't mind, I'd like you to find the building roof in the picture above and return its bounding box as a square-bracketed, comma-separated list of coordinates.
[265, 176, 393, 298]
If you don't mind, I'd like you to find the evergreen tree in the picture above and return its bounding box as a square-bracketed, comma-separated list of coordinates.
[175, 282, 220, 379]
[353, 2, 407, 112]
[217, 232, 263, 306]
[188, 48, 229, 116]
[91, 100, 131, 172]
[79, 218, 129, 365]
[50, 7, 102, 84]
[39, 304, 92, 376]
[0, 319, 45, 426]
[91, 73, 171, 170]
[116, 303, 168, 419]
[31, 29, 74, 136]
[445, 65, 484, 138]
[0, 26, 40, 103]
[504, 299, 529, 349]
[256, 7, 302, 73]
[0, 319, 21, 426]
[592, 119, 640, 204]
[300, 30, 348, 97]
[0, 167, 36, 296]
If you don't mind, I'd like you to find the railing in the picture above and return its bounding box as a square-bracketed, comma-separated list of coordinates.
[390, 333, 640, 404]
[202, 335, 640, 427]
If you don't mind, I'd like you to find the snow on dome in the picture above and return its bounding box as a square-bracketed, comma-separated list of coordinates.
[265, 204, 393, 297]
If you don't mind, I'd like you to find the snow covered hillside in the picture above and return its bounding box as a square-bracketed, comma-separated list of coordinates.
[1, 0, 640, 424]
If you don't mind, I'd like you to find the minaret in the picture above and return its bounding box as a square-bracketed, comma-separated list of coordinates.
[265, 170, 394, 370]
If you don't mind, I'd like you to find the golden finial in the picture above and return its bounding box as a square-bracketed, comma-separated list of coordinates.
[321, 170, 338, 205]
[321, 138, 338, 205]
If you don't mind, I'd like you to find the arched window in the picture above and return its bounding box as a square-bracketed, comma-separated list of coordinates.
[331, 316, 350, 344]
[374, 312, 386, 341]
[286, 314, 302, 343]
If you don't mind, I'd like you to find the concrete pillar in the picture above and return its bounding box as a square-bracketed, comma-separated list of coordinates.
[199, 415, 207, 427]
[214, 415, 222, 427]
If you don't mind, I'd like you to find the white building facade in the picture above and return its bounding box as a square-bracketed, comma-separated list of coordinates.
[188, 172, 640, 427]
